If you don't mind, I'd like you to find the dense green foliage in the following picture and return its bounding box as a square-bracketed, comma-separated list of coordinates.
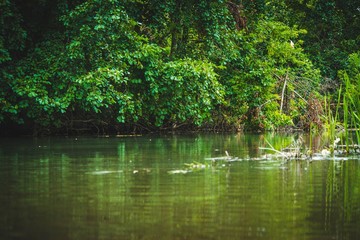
[0, 0, 359, 135]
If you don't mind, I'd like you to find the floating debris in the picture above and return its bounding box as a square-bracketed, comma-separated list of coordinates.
[205, 156, 239, 162]
[168, 161, 211, 174]
[168, 169, 191, 174]
[205, 151, 239, 162]
[132, 168, 151, 174]
[184, 161, 206, 169]
[87, 170, 123, 175]
[257, 136, 360, 162]
[205, 156, 232, 161]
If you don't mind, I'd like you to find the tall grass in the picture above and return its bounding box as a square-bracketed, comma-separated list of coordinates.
[343, 72, 360, 145]
[322, 71, 360, 155]
[323, 88, 342, 151]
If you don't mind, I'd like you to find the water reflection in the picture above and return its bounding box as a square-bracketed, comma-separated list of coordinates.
[0, 134, 359, 240]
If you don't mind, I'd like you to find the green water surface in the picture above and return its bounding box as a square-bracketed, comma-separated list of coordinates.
[0, 133, 359, 240]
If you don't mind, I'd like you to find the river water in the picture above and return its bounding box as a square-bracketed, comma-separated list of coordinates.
[0, 133, 359, 240]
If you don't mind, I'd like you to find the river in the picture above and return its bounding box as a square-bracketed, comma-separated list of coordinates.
[0, 133, 359, 239]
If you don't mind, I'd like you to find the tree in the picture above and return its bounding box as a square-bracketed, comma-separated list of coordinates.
[1, 0, 226, 134]
[0, 0, 358, 134]
[220, 19, 321, 130]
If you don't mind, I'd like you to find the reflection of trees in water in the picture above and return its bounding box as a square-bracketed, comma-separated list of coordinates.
[1, 136, 360, 239]
[129, 171, 152, 200]
[301, 160, 360, 239]
[245, 134, 263, 158]
[324, 160, 360, 238]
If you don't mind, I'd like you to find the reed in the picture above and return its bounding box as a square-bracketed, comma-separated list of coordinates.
[343, 88, 349, 152]
[344, 73, 360, 145]
[329, 72, 360, 154]
[323, 90, 342, 149]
